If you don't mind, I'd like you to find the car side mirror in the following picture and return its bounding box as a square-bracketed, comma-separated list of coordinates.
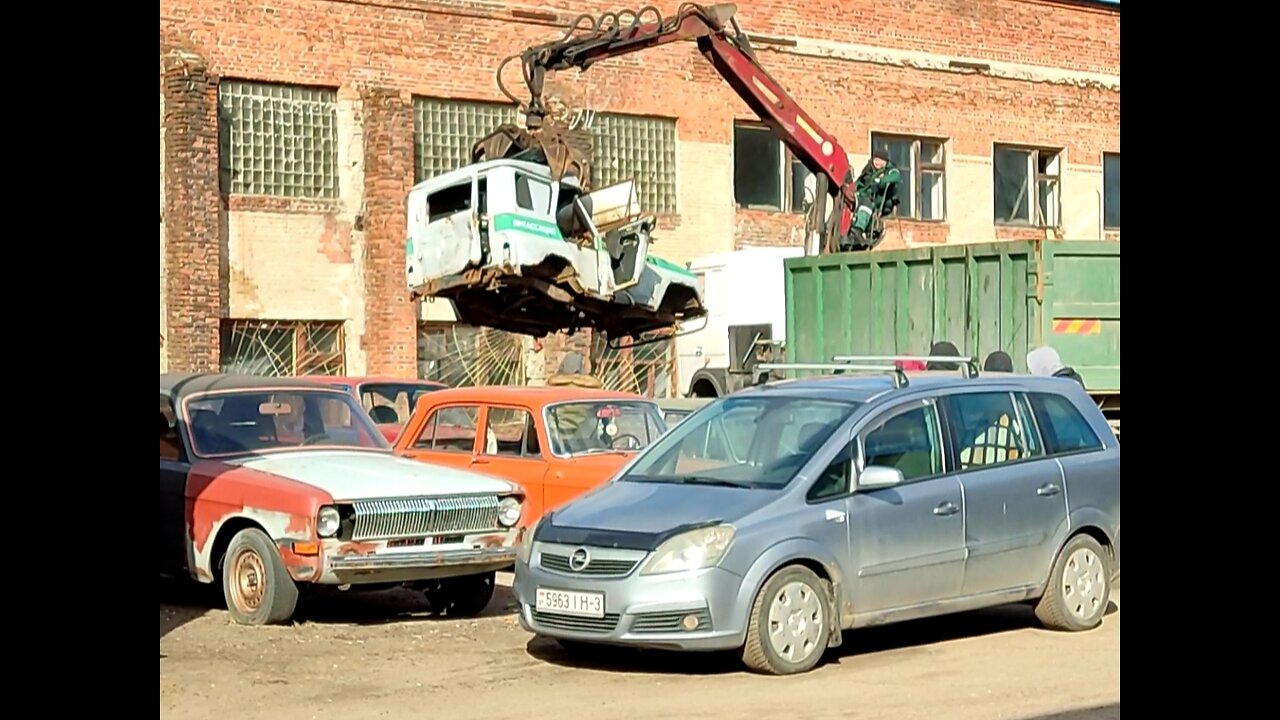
[857, 465, 904, 491]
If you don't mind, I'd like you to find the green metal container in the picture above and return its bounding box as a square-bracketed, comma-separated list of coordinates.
[783, 240, 1119, 432]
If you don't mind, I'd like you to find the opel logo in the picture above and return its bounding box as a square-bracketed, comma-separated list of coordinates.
[568, 547, 591, 572]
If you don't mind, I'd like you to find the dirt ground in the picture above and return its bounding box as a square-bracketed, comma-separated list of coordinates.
[160, 573, 1119, 720]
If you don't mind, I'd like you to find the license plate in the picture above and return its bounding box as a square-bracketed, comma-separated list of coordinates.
[535, 587, 605, 619]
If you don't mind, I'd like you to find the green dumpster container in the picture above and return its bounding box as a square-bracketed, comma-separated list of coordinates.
[782, 240, 1119, 438]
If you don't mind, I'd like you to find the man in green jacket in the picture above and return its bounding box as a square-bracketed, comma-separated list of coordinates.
[849, 146, 901, 248]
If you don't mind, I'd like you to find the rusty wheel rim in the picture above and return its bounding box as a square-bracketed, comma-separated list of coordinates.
[229, 547, 267, 613]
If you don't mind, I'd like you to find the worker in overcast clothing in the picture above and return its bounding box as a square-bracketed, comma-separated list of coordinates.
[850, 146, 901, 246]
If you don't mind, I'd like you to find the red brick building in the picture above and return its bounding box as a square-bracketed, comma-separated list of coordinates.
[160, 0, 1120, 380]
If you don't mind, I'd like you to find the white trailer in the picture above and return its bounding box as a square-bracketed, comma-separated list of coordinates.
[675, 245, 805, 398]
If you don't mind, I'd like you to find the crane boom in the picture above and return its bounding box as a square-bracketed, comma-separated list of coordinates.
[491, 3, 862, 253]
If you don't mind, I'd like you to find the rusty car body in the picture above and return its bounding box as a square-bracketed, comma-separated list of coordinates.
[159, 373, 527, 626]
[304, 375, 448, 443]
[392, 385, 668, 528]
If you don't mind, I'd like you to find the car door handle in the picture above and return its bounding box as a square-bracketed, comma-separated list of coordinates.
[1037, 483, 1061, 497]
[471, 457, 490, 465]
[933, 501, 960, 517]
[825, 509, 846, 523]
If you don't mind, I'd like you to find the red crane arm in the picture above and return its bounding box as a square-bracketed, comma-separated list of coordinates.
[506, 3, 857, 237]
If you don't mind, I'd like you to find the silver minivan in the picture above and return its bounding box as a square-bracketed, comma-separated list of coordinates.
[513, 369, 1120, 675]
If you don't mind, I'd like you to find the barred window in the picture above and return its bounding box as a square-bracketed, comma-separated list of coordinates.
[220, 319, 346, 376]
[414, 98, 518, 183]
[589, 113, 677, 214]
[217, 81, 339, 199]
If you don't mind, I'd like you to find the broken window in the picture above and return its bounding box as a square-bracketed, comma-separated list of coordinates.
[869, 133, 947, 221]
[733, 122, 811, 214]
[427, 182, 471, 223]
[994, 145, 1062, 228]
[219, 320, 346, 377]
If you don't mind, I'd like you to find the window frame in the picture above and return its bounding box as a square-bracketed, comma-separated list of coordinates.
[513, 171, 553, 215]
[732, 121, 811, 215]
[869, 132, 948, 222]
[1103, 152, 1120, 230]
[411, 403, 482, 454]
[939, 390, 1046, 473]
[1026, 391, 1106, 458]
[852, 397, 949, 491]
[993, 143, 1063, 229]
[479, 404, 544, 461]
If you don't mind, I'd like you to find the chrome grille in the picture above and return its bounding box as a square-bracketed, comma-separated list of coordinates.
[531, 609, 621, 634]
[350, 495, 499, 541]
[630, 608, 713, 634]
[540, 552, 639, 577]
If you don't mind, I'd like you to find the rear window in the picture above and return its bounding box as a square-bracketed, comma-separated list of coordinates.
[1028, 392, 1104, 455]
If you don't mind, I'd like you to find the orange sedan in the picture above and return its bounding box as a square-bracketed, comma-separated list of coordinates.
[394, 386, 668, 526]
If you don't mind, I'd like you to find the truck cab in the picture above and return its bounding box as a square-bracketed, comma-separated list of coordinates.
[405, 158, 705, 340]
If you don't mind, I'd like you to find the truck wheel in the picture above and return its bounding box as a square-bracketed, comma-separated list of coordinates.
[1034, 533, 1113, 632]
[221, 527, 299, 626]
[741, 565, 830, 675]
[423, 571, 496, 617]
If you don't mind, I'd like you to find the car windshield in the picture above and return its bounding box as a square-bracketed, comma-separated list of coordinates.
[622, 395, 863, 490]
[358, 382, 444, 425]
[185, 389, 391, 457]
[545, 400, 666, 456]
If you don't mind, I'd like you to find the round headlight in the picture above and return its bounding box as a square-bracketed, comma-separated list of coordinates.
[498, 496, 522, 528]
[317, 506, 341, 538]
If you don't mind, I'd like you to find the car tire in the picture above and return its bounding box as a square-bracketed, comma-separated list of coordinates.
[423, 571, 496, 617]
[741, 565, 831, 675]
[1034, 533, 1113, 632]
[221, 527, 299, 626]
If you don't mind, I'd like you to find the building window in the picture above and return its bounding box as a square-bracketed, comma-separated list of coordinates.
[733, 122, 811, 214]
[869, 133, 946, 221]
[413, 98, 518, 183]
[1103, 153, 1120, 229]
[417, 323, 525, 387]
[220, 320, 346, 376]
[993, 144, 1061, 227]
[217, 81, 339, 199]
[590, 112, 678, 214]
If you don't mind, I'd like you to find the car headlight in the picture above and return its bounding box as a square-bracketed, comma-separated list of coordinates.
[640, 524, 736, 576]
[317, 506, 341, 538]
[498, 496, 523, 528]
[517, 517, 542, 565]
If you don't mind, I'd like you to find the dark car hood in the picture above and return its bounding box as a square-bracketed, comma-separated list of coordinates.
[537, 479, 777, 551]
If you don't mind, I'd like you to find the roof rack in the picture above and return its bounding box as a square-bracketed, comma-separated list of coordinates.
[755, 362, 910, 389]
[831, 355, 981, 379]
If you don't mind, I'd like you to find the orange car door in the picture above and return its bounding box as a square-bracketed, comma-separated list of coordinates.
[470, 404, 548, 526]
[398, 402, 482, 472]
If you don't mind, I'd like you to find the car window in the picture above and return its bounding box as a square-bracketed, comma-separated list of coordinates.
[515, 172, 553, 213]
[860, 402, 943, 483]
[1013, 392, 1044, 456]
[808, 438, 854, 502]
[414, 405, 480, 452]
[546, 401, 664, 456]
[625, 396, 863, 490]
[359, 383, 442, 425]
[948, 392, 1036, 469]
[184, 390, 389, 457]
[1028, 392, 1104, 455]
[483, 407, 540, 458]
[160, 395, 182, 461]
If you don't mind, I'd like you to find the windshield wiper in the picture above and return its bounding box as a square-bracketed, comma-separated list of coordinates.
[672, 475, 751, 489]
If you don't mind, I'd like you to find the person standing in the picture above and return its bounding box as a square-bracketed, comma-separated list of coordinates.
[1027, 346, 1086, 389]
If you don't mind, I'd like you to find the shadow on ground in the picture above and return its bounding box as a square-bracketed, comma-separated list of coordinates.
[1020, 704, 1120, 720]
[527, 597, 1118, 676]
[160, 575, 519, 637]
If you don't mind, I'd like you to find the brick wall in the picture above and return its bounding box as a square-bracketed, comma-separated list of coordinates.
[159, 0, 1119, 374]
